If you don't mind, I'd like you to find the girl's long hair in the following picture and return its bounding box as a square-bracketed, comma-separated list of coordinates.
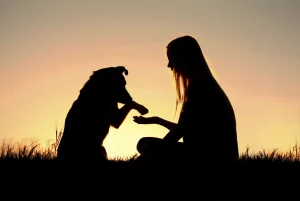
[172, 68, 189, 115]
[166, 35, 214, 115]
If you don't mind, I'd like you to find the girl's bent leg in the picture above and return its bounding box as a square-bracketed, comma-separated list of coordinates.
[137, 137, 164, 155]
[137, 137, 185, 156]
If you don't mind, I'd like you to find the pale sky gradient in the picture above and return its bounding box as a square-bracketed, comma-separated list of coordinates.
[0, 0, 299, 159]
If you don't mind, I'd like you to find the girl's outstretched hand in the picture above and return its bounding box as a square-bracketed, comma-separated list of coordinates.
[133, 116, 158, 125]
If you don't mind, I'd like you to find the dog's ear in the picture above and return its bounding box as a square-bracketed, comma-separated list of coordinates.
[115, 66, 128, 76]
[123, 68, 128, 76]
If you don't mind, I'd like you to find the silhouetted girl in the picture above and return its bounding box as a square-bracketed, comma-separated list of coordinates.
[133, 35, 239, 161]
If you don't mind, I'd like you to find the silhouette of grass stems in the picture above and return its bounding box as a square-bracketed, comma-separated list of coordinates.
[0, 139, 56, 161]
[0, 140, 299, 162]
[0, 128, 299, 162]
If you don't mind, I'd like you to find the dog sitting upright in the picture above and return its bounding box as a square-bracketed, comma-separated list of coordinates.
[57, 66, 148, 161]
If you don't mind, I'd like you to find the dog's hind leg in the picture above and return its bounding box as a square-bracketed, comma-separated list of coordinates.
[97, 145, 108, 160]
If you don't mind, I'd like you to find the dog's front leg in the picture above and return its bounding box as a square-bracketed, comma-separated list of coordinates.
[110, 101, 135, 129]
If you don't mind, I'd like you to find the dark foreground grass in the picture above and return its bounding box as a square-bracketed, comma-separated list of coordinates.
[0, 138, 299, 167]
[0, 139, 299, 200]
[0, 139, 299, 176]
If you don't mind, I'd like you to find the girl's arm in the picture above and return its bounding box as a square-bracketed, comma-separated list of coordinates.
[155, 117, 177, 130]
[163, 128, 184, 142]
[133, 116, 177, 130]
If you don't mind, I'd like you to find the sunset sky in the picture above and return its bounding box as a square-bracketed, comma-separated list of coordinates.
[0, 0, 299, 159]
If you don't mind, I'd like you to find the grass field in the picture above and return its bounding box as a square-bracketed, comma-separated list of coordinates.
[1, 128, 300, 163]
[0, 136, 299, 199]
[0, 136, 299, 168]
[0, 137, 299, 162]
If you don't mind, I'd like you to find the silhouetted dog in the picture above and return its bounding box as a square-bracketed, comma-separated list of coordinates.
[57, 66, 143, 161]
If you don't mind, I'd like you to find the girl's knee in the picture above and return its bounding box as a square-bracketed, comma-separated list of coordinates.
[137, 137, 149, 154]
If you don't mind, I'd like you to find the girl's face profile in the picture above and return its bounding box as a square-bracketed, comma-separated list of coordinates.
[167, 58, 174, 70]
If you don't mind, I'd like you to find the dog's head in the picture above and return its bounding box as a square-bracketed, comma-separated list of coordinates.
[86, 66, 132, 104]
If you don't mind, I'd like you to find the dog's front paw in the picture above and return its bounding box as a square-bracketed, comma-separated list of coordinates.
[134, 102, 149, 115]
[139, 106, 149, 115]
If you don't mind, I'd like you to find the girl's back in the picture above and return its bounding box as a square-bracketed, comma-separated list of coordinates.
[178, 77, 239, 160]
